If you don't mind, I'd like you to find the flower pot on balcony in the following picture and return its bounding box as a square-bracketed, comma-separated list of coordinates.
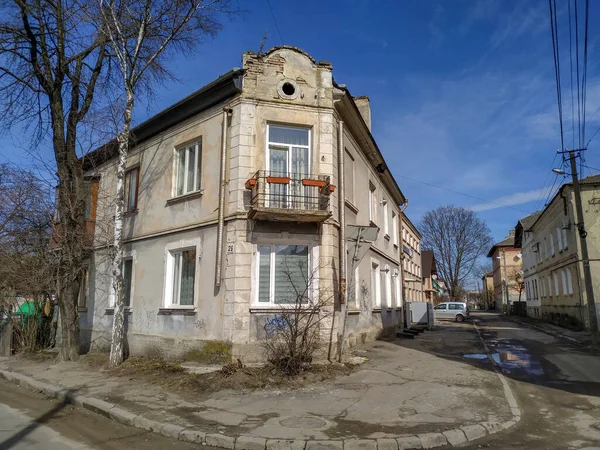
[245, 178, 257, 190]
[266, 176, 291, 185]
[302, 178, 326, 188]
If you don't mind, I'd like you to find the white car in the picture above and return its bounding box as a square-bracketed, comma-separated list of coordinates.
[433, 302, 469, 322]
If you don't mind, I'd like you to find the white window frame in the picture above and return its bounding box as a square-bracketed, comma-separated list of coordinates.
[344, 149, 355, 204]
[562, 227, 568, 249]
[253, 243, 318, 306]
[383, 264, 392, 307]
[174, 140, 202, 197]
[548, 275, 553, 297]
[266, 124, 311, 174]
[393, 269, 402, 307]
[109, 250, 136, 309]
[557, 227, 563, 252]
[561, 269, 568, 295]
[382, 199, 389, 238]
[554, 272, 560, 296]
[163, 239, 200, 308]
[550, 234, 555, 256]
[567, 268, 574, 294]
[369, 182, 377, 224]
[392, 212, 398, 247]
[371, 258, 381, 309]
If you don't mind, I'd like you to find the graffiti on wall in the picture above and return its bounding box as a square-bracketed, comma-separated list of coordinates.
[263, 314, 293, 335]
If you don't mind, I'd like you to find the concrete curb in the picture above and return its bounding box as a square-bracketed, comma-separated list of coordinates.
[0, 365, 518, 449]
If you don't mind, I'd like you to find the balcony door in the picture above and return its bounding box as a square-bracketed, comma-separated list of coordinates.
[267, 125, 310, 209]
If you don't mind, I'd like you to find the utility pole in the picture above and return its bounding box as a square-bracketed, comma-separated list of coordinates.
[566, 149, 599, 338]
[502, 249, 509, 314]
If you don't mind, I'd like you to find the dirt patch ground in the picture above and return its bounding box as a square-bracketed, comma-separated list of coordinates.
[77, 353, 356, 395]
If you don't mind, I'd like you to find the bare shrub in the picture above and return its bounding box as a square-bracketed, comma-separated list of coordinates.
[262, 260, 332, 376]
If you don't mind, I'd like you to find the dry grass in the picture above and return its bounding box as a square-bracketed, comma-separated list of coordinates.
[103, 356, 356, 394]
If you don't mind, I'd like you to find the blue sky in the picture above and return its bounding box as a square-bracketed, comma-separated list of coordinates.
[2, 0, 600, 250]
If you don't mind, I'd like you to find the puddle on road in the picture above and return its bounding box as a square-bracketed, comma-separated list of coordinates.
[463, 342, 544, 377]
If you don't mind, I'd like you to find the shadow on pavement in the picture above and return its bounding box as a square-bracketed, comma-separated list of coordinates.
[389, 311, 600, 399]
[0, 389, 75, 450]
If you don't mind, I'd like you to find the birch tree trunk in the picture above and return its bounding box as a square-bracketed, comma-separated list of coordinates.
[109, 88, 134, 368]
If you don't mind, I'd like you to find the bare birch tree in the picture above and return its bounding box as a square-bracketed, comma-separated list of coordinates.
[0, 0, 108, 361]
[96, 0, 232, 367]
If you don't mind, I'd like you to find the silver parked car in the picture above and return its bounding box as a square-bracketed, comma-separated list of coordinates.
[433, 302, 469, 322]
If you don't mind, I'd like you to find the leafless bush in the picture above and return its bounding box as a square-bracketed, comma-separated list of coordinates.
[262, 260, 333, 376]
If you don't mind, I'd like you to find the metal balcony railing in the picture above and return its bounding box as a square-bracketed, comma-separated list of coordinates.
[246, 171, 332, 220]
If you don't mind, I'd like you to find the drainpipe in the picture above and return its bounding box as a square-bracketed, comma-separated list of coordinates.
[338, 120, 346, 306]
[399, 200, 408, 327]
[215, 107, 232, 287]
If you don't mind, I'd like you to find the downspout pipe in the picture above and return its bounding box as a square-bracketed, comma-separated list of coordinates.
[338, 120, 346, 306]
[215, 107, 232, 287]
[399, 199, 408, 327]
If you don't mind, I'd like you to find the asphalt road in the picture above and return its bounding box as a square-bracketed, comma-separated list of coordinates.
[0, 380, 197, 450]
[461, 312, 600, 450]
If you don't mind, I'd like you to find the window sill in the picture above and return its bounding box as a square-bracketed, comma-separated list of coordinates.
[124, 209, 139, 217]
[250, 306, 317, 314]
[78, 307, 88, 313]
[345, 199, 359, 214]
[384, 234, 390, 241]
[369, 221, 379, 229]
[393, 243, 399, 249]
[105, 308, 132, 315]
[347, 309, 361, 315]
[372, 308, 382, 313]
[166, 190, 204, 206]
[158, 308, 197, 315]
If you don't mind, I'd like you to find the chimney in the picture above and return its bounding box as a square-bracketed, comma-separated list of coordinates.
[353, 96, 371, 131]
[508, 230, 515, 237]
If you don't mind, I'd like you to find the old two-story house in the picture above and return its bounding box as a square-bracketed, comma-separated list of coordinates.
[515, 174, 600, 329]
[421, 250, 438, 303]
[487, 231, 523, 312]
[401, 213, 422, 302]
[74, 47, 408, 360]
[481, 271, 494, 308]
[514, 211, 541, 318]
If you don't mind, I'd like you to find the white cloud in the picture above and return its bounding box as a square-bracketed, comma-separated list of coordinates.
[470, 188, 548, 212]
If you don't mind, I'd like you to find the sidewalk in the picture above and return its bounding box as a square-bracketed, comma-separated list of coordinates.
[0, 324, 518, 449]
[505, 315, 594, 346]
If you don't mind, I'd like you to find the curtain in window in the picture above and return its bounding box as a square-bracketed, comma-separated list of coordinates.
[179, 250, 195, 305]
[291, 146, 309, 208]
[269, 126, 309, 146]
[126, 169, 137, 212]
[269, 147, 288, 207]
[123, 259, 133, 307]
[274, 245, 308, 304]
[177, 149, 186, 196]
[186, 146, 196, 194]
[258, 246, 271, 303]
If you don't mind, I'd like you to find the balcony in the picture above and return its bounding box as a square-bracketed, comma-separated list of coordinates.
[246, 170, 333, 222]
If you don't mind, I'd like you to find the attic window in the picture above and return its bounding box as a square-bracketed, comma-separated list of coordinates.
[277, 79, 299, 100]
[282, 82, 295, 96]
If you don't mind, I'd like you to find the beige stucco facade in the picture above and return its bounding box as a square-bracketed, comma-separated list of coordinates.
[519, 178, 600, 329]
[488, 231, 523, 312]
[401, 213, 423, 302]
[79, 47, 408, 360]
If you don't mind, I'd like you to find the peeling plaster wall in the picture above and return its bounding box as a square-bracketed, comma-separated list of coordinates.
[82, 47, 405, 360]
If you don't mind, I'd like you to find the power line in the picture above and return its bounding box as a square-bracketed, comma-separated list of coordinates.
[568, 0, 576, 149]
[265, 0, 283, 45]
[549, 0, 565, 150]
[581, 0, 590, 146]
[535, 151, 559, 210]
[574, 0, 582, 147]
[396, 174, 530, 214]
[582, 164, 600, 173]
